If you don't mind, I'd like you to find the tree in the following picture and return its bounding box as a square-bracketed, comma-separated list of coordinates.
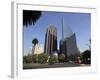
[23, 56, 27, 63]
[32, 38, 39, 54]
[89, 39, 91, 50]
[25, 54, 32, 63]
[48, 55, 58, 65]
[58, 54, 66, 62]
[86, 39, 91, 50]
[23, 10, 41, 26]
[32, 54, 38, 63]
[68, 52, 81, 62]
[38, 53, 48, 64]
[68, 54, 75, 61]
[81, 50, 91, 64]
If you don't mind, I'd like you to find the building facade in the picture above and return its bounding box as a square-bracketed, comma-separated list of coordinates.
[59, 33, 78, 61]
[44, 25, 57, 56]
[34, 44, 44, 54]
[59, 18, 78, 61]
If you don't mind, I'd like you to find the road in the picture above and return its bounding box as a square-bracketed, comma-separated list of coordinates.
[23, 63, 90, 69]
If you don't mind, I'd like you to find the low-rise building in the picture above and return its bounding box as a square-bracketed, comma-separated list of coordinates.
[34, 44, 44, 54]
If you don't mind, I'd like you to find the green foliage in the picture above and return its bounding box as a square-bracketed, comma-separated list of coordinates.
[38, 53, 48, 64]
[23, 56, 27, 63]
[68, 53, 80, 61]
[32, 54, 38, 63]
[23, 10, 41, 26]
[58, 54, 65, 62]
[81, 50, 91, 64]
[82, 50, 91, 59]
[23, 53, 48, 64]
[68, 54, 75, 61]
[23, 54, 32, 63]
[48, 56, 57, 65]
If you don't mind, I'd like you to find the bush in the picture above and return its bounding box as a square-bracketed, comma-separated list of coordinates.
[38, 53, 48, 64]
[32, 54, 38, 63]
[25, 54, 32, 63]
[58, 54, 65, 62]
[67, 52, 81, 61]
[23, 56, 27, 63]
[48, 56, 57, 65]
[68, 54, 75, 61]
[81, 50, 91, 64]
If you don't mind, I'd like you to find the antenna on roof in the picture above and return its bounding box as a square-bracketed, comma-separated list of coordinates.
[62, 17, 64, 40]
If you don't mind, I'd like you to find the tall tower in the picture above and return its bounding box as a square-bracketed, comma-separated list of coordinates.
[62, 17, 64, 41]
[44, 25, 57, 56]
[59, 17, 78, 61]
[59, 17, 65, 55]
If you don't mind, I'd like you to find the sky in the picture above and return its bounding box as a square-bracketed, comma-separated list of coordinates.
[23, 11, 91, 56]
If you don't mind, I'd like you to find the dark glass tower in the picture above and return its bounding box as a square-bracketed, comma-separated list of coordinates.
[59, 18, 78, 61]
[60, 33, 78, 56]
[44, 25, 57, 56]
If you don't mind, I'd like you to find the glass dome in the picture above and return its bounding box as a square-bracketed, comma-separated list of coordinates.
[52, 51, 58, 57]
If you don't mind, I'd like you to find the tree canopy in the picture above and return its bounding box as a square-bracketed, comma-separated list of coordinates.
[82, 50, 91, 59]
[23, 10, 41, 26]
[32, 38, 39, 46]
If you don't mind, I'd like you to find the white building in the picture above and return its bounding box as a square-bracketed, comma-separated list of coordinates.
[34, 44, 44, 54]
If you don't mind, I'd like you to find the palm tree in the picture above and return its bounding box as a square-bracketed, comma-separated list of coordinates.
[23, 10, 41, 26]
[32, 38, 39, 54]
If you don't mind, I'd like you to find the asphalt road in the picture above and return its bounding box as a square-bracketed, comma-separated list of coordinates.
[23, 63, 90, 69]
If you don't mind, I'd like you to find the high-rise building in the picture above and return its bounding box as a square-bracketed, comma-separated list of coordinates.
[44, 25, 57, 56]
[59, 18, 78, 61]
[60, 33, 78, 57]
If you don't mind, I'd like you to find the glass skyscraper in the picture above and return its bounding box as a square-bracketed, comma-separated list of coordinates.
[59, 18, 78, 61]
[44, 25, 57, 56]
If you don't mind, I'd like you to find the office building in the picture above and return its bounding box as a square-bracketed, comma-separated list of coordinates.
[44, 25, 57, 56]
[59, 18, 78, 60]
